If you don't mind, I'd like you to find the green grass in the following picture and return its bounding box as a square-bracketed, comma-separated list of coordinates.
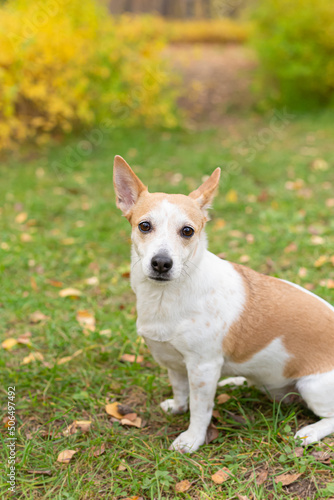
[1, 112, 334, 499]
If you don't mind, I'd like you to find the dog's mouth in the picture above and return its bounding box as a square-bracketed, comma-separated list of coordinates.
[149, 276, 171, 282]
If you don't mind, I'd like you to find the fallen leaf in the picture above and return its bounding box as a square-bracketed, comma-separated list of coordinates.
[15, 212, 28, 224]
[75, 420, 92, 433]
[211, 467, 231, 484]
[57, 349, 83, 365]
[76, 310, 95, 332]
[326, 198, 334, 208]
[85, 276, 99, 285]
[175, 479, 191, 492]
[206, 423, 219, 444]
[311, 235, 324, 245]
[311, 450, 332, 463]
[120, 354, 144, 363]
[2, 338, 18, 350]
[121, 417, 142, 428]
[30, 276, 38, 291]
[226, 189, 238, 203]
[61, 237, 75, 245]
[275, 472, 301, 485]
[30, 311, 49, 323]
[118, 463, 127, 471]
[59, 288, 82, 298]
[314, 255, 328, 267]
[217, 393, 231, 404]
[57, 449, 77, 464]
[48, 280, 63, 288]
[256, 469, 268, 485]
[17, 332, 32, 345]
[100, 329, 111, 336]
[21, 352, 44, 365]
[298, 267, 308, 278]
[105, 402, 123, 419]
[237, 495, 251, 500]
[284, 243, 297, 254]
[121, 413, 137, 422]
[21, 233, 33, 242]
[294, 447, 304, 457]
[213, 219, 226, 230]
[92, 443, 105, 457]
[311, 158, 329, 171]
[240, 255, 250, 263]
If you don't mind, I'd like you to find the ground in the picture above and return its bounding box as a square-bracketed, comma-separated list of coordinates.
[1, 45, 334, 500]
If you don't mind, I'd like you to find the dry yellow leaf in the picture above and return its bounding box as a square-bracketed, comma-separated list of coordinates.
[274, 472, 301, 485]
[2, 338, 18, 350]
[15, 212, 28, 224]
[311, 235, 325, 245]
[30, 311, 49, 323]
[240, 255, 250, 263]
[326, 198, 334, 208]
[57, 449, 77, 464]
[76, 310, 95, 332]
[314, 255, 328, 267]
[57, 349, 83, 365]
[92, 443, 105, 457]
[298, 267, 308, 278]
[76, 420, 92, 433]
[175, 479, 191, 492]
[59, 288, 82, 298]
[217, 393, 231, 404]
[61, 237, 76, 245]
[121, 417, 142, 428]
[85, 276, 99, 285]
[21, 233, 33, 242]
[226, 189, 238, 203]
[22, 352, 44, 365]
[105, 402, 123, 419]
[211, 467, 231, 484]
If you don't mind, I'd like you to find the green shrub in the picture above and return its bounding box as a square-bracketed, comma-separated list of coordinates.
[0, 1, 177, 150]
[252, 0, 334, 110]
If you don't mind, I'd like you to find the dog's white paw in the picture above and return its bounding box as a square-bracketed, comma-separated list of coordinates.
[169, 431, 205, 453]
[160, 399, 188, 415]
[218, 376, 248, 388]
[294, 425, 320, 446]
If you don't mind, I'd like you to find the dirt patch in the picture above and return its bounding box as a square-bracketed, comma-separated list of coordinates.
[166, 43, 257, 127]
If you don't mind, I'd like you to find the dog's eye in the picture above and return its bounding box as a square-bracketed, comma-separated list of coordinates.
[181, 226, 194, 238]
[139, 221, 151, 233]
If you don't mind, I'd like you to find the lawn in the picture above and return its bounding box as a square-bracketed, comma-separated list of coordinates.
[1, 112, 334, 499]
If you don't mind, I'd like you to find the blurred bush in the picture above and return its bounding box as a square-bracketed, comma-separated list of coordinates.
[0, 0, 177, 150]
[162, 18, 249, 44]
[252, 0, 334, 110]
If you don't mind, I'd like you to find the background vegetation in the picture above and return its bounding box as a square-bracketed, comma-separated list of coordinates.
[1, 0, 334, 499]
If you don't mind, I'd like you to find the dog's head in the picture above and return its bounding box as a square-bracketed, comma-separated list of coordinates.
[113, 156, 220, 283]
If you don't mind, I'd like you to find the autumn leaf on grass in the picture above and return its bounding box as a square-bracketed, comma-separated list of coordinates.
[120, 353, 144, 363]
[59, 288, 82, 298]
[206, 423, 219, 444]
[17, 332, 32, 345]
[15, 212, 28, 224]
[57, 449, 77, 464]
[57, 349, 83, 365]
[217, 393, 231, 404]
[105, 402, 124, 419]
[314, 255, 328, 267]
[76, 420, 92, 433]
[22, 352, 44, 365]
[121, 416, 142, 428]
[76, 310, 95, 332]
[30, 311, 49, 323]
[85, 276, 99, 286]
[274, 472, 301, 486]
[91, 443, 106, 457]
[256, 469, 268, 485]
[226, 189, 238, 203]
[211, 467, 231, 484]
[2, 338, 18, 350]
[27, 469, 52, 476]
[175, 479, 191, 492]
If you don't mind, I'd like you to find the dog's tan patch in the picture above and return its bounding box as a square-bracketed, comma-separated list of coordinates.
[223, 264, 334, 379]
[129, 191, 206, 231]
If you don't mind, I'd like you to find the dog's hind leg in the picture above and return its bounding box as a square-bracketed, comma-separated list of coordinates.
[160, 369, 189, 415]
[294, 369, 334, 446]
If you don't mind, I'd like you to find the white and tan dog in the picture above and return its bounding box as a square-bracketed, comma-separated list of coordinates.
[113, 155, 334, 453]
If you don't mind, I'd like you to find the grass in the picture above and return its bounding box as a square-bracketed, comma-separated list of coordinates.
[0, 112, 334, 499]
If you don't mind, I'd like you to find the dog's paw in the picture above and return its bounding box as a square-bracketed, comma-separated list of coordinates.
[169, 431, 205, 453]
[218, 376, 248, 388]
[294, 425, 320, 446]
[160, 399, 188, 415]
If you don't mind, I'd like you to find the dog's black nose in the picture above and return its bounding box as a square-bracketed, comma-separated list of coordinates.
[151, 254, 173, 274]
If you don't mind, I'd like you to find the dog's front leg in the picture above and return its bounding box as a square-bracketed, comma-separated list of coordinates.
[160, 368, 189, 415]
[169, 360, 222, 453]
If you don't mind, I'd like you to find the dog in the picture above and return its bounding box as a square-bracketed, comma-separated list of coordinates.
[113, 155, 334, 453]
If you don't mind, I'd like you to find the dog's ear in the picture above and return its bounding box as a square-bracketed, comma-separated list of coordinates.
[113, 156, 147, 216]
[189, 168, 221, 211]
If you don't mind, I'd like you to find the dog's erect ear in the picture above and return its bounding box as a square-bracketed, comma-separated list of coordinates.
[189, 168, 221, 210]
[113, 156, 147, 216]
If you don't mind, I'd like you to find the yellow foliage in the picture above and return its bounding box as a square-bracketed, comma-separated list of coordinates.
[0, 1, 177, 150]
[163, 18, 250, 44]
